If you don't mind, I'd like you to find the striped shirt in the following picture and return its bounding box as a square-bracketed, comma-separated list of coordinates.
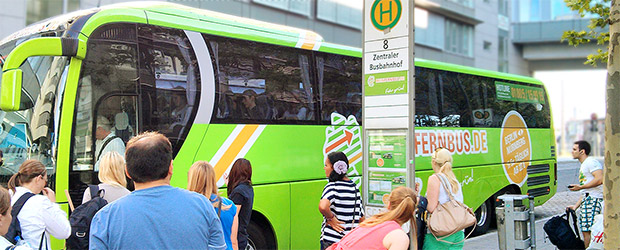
[320, 180, 364, 244]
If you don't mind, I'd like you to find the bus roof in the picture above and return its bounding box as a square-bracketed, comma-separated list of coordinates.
[1, 1, 541, 86]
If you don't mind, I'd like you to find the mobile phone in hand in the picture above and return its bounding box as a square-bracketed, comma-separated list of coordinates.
[568, 185, 575, 188]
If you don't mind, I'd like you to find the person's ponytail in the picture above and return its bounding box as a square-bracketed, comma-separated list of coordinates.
[7, 160, 47, 193]
[360, 187, 417, 229]
[7, 172, 20, 193]
[439, 161, 459, 194]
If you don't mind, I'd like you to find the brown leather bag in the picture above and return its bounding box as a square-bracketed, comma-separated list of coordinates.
[427, 173, 477, 241]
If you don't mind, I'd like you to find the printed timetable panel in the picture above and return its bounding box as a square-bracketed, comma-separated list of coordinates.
[367, 169, 407, 205]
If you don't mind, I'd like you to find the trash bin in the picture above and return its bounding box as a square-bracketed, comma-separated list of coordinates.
[496, 195, 536, 250]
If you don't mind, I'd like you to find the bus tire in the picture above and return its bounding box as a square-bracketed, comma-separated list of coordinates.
[246, 220, 276, 250]
[467, 198, 492, 236]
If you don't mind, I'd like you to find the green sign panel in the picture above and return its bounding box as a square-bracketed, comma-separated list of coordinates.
[368, 133, 407, 168]
[365, 70, 408, 96]
[495, 81, 545, 104]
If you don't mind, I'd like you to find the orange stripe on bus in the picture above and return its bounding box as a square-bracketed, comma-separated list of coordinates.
[214, 125, 259, 180]
[301, 33, 317, 50]
[301, 42, 315, 50]
[349, 153, 362, 164]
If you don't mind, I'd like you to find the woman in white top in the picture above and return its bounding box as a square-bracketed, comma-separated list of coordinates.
[82, 151, 130, 204]
[424, 148, 465, 250]
[7, 160, 71, 249]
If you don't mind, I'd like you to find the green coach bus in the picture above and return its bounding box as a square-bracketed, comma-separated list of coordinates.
[0, 2, 556, 249]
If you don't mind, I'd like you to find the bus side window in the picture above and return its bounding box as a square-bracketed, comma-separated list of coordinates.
[315, 53, 362, 124]
[415, 67, 441, 127]
[137, 24, 199, 155]
[209, 36, 316, 124]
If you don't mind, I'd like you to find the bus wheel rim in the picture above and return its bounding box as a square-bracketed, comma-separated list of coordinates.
[246, 238, 256, 250]
[477, 202, 488, 226]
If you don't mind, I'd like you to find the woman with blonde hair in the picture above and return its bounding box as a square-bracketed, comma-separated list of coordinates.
[326, 186, 417, 250]
[188, 161, 239, 250]
[424, 147, 464, 249]
[82, 151, 130, 204]
[7, 160, 70, 249]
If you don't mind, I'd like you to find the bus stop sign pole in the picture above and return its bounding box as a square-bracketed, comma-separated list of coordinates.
[362, 0, 415, 247]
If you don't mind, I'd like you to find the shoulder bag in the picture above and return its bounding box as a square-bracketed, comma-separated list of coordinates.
[427, 173, 476, 240]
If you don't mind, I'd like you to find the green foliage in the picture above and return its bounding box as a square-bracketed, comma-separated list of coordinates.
[561, 0, 611, 66]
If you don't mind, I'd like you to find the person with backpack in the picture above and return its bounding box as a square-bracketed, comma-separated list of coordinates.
[66, 151, 130, 249]
[6, 160, 70, 249]
[567, 140, 603, 248]
[188, 161, 239, 250]
[0, 186, 32, 249]
[81, 152, 130, 204]
[89, 132, 226, 250]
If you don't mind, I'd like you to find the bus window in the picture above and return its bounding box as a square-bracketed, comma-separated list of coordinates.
[415, 67, 441, 127]
[137, 24, 199, 154]
[439, 71, 473, 127]
[315, 53, 362, 124]
[208, 36, 316, 124]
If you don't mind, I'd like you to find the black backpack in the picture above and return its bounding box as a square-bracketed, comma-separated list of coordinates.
[416, 196, 428, 250]
[3, 192, 35, 244]
[66, 185, 108, 250]
[543, 209, 585, 250]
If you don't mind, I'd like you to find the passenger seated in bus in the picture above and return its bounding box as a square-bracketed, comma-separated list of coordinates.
[95, 116, 126, 172]
[166, 88, 192, 139]
[218, 90, 236, 118]
[255, 93, 275, 119]
[282, 104, 300, 120]
[240, 89, 265, 120]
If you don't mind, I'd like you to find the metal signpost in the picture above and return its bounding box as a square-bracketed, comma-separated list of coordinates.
[362, 0, 415, 246]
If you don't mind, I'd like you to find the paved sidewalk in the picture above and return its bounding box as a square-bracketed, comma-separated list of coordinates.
[465, 191, 582, 250]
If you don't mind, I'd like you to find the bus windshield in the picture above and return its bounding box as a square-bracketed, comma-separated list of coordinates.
[0, 35, 70, 189]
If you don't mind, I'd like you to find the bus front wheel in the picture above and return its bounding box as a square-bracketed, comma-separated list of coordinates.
[246, 220, 276, 250]
[467, 198, 492, 236]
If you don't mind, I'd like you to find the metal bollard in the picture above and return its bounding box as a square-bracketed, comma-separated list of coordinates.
[496, 195, 536, 250]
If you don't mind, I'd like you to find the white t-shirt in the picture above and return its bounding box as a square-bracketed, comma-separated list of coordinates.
[579, 157, 604, 198]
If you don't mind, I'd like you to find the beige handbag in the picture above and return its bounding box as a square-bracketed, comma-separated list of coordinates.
[427, 173, 477, 241]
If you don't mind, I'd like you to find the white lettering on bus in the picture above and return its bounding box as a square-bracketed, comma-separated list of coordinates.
[506, 137, 526, 154]
[415, 129, 488, 157]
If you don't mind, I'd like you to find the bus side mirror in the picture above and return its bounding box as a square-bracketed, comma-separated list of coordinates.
[0, 37, 86, 111]
[1, 69, 23, 111]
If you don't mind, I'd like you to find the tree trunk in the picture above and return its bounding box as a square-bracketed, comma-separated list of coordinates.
[604, 1, 620, 247]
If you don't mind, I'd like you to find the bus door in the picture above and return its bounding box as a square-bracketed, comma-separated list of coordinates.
[69, 23, 201, 205]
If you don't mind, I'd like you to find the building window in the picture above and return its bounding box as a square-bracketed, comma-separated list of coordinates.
[26, 0, 80, 25]
[444, 19, 474, 57]
[498, 35, 509, 72]
[498, 0, 509, 16]
[316, 0, 363, 30]
[483, 41, 492, 51]
[415, 8, 444, 50]
[447, 0, 474, 8]
[253, 0, 311, 16]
